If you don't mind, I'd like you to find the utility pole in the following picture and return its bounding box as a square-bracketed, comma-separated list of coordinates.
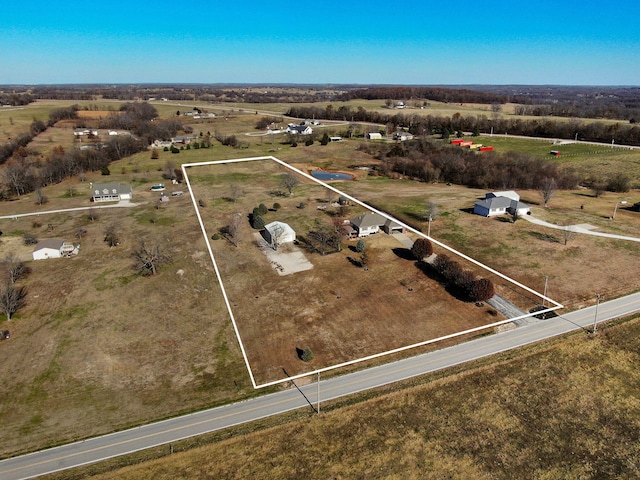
[593, 294, 602, 334]
[542, 275, 549, 307]
[317, 372, 320, 415]
[612, 200, 627, 219]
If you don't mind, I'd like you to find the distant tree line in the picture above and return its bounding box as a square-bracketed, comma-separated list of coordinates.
[338, 86, 509, 105]
[286, 105, 640, 146]
[1, 135, 147, 198]
[0, 92, 36, 106]
[0, 103, 176, 198]
[362, 139, 579, 191]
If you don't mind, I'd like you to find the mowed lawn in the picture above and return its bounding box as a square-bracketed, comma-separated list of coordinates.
[187, 159, 531, 384]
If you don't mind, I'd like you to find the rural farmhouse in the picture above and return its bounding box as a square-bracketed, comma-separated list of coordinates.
[349, 212, 404, 237]
[286, 124, 313, 135]
[91, 183, 133, 202]
[474, 191, 531, 217]
[32, 239, 74, 260]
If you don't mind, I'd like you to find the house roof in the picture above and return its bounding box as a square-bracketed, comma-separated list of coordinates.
[475, 197, 530, 210]
[475, 197, 513, 210]
[351, 212, 401, 230]
[351, 212, 386, 229]
[488, 190, 520, 201]
[34, 238, 64, 252]
[92, 183, 132, 196]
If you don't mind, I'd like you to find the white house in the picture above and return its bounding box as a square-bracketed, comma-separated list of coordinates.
[32, 239, 74, 260]
[474, 192, 530, 217]
[73, 129, 98, 137]
[286, 125, 313, 135]
[91, 183, 133, 202]
[263, 221, 296, 249]
[350, 212, 404, 237]
[392, 131, 414, 141]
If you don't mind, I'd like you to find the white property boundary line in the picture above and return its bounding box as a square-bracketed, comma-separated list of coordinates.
[182, 156, 563, 390]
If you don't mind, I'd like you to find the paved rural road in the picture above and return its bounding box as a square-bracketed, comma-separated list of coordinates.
[2, 293, 640, 480]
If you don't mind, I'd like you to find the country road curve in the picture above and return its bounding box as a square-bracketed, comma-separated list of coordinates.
[1, 292, 640, 480]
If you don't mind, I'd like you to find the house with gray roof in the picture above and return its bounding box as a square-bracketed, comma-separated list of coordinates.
[474, 192, 530, 217]
[32, 238, 75, 260]
[91, 183, 132, 202]
[350, 212, 404, 237]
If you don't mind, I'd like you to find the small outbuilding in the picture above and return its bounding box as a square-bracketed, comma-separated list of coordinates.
[263, 221, 296, 249]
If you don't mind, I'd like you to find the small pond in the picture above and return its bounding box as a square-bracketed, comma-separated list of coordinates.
[310, 171, 353, 181]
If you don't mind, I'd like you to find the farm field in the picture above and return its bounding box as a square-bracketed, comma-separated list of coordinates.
[53, 315, 640, 480]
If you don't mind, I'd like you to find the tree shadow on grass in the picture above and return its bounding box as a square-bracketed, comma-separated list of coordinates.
[415, 260, 469, 302]
[527, 230, 560, 243]
[392, 247, 414, 260]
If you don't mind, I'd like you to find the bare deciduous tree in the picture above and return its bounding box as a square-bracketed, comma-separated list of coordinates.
[104, 223, 121, 247]
[35, 187, 48, 205]
[132, 240, 172, 276]
[562, 227, 574, 245]
[540, 177, 557, 207]
[308, 228, 336, 255]
[269, 222, 284, 250]
[87, 208, 99, 222]
[223, 213, 242, 247]
[229, 184, 242, 203]
[0, 282, 27, 320]
[281, 172, 300, 196]
[424, 200, 438, 222]
[2, 253, 31, 284]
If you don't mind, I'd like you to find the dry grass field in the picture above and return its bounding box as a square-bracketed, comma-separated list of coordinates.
[0, 102, 639, 463]
[52, 315, 640, 480]
[186, 159, 528, 384]
[0, 171, 260, 457]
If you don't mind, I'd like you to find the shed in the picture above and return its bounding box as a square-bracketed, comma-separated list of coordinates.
[367, 132, 383, 140]
[263, 221, 296, 249]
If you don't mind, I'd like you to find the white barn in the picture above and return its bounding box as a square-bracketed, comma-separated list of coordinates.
[263, 221, 296, 249]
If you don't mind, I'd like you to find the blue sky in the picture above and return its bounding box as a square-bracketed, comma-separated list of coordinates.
[1, 0, 639, 85]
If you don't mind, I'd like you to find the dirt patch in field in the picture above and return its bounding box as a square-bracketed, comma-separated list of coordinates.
[76, 110, 114, 119]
